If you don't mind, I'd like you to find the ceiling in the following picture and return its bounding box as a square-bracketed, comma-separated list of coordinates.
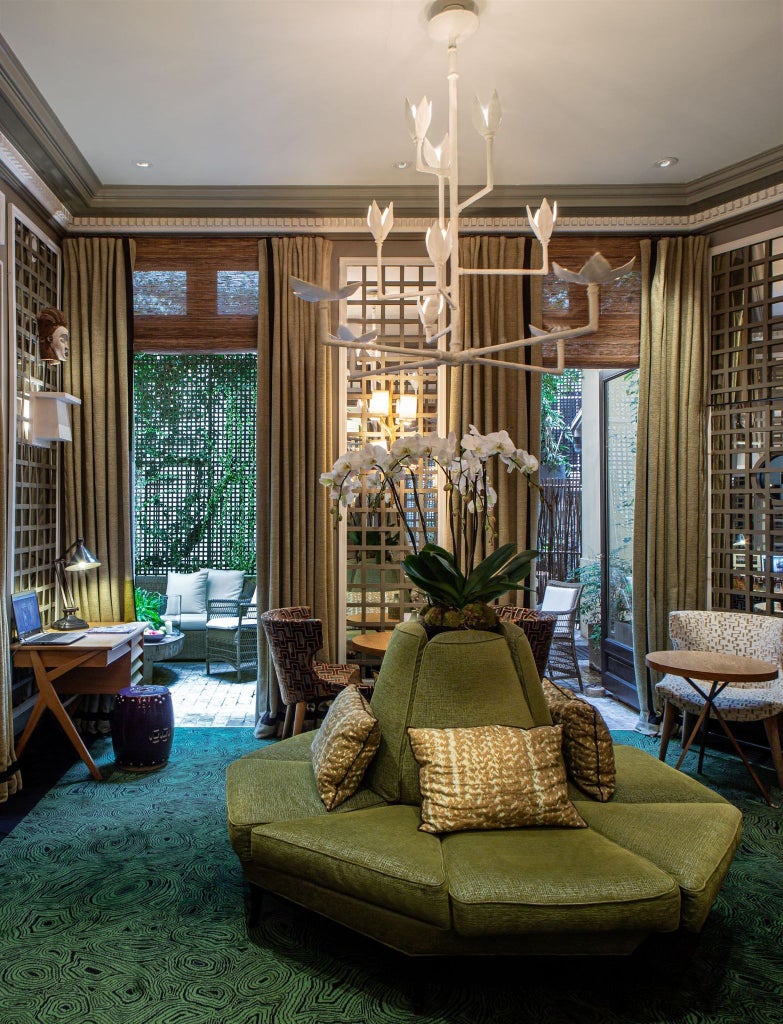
[0, 0, 782, 222]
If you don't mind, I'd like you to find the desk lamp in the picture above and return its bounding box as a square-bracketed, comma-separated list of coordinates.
[52, 539, 101, 630]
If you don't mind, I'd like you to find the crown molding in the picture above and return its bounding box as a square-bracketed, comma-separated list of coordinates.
[0, 26, 781, 236]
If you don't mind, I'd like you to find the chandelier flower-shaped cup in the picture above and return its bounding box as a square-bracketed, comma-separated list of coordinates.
[422, 134, 450, 171]
[426, 222, 453, 267]
[405, 96, 433, 141]
[417, 293, 444, 334]
[321, 427, 539, 621]
[471, 91, 502, 138]
[367, 201, 394, 245]
[527, 199, 557, 248]
[553, 253, 636, 286]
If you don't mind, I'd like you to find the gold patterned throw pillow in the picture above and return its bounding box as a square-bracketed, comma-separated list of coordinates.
[407, 724, 586, 834]
[542, 679, 616, 802]
[311, 685, 381, 810]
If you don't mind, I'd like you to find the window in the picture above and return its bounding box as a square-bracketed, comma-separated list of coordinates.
[133, 354, 257, 574]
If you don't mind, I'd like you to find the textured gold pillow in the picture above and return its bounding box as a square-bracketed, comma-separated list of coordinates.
[311, 685, 381, 810]
[542, 679, 616, 802]
[407, 724, 586, 834]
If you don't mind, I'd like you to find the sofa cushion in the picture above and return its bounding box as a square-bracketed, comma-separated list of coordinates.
[167, 569, 209, 614]
[366, 621, 550, 806]
[178, 612, 208, 632]
[312, 685, 381, 810]
[443, 826, 681, 937]
[251, 804, 450, 928]
[408, 724, 585, 834]
[542, 679, 616, 801]
[206, 568, 245, 603]
[574, 799, 743, 932]
[226, 757, 385, 860]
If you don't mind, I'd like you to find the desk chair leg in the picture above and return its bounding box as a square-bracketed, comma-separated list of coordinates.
[281, 704, 294, 739]
[659, 702, 677, 762]
[292, 701, 307, 737]
[762, 713, 783, 789]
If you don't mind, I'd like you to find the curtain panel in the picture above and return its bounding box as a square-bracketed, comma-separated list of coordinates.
[62, 237, 135, 733]
[0, 318, 21, 801]
[448, 235, 542, 594]
[255, 237, 335, 736]
[632, 236, 709, 731]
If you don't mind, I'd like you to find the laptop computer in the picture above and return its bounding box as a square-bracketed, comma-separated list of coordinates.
[11, 591, 86, 645]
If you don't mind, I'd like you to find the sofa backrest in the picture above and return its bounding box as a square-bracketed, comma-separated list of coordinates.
[365, 620, 551, 805]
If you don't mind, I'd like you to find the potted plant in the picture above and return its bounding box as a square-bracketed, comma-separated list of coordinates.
[321, 426, 539, 634]
[571, 555, 633, 667]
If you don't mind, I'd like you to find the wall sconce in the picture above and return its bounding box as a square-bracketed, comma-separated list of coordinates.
[52, 539, 101, 630]
[31, 390, 81, 445]
[396, 394, 418, 421]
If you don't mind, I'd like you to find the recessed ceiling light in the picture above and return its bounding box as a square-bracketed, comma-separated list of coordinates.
[654, 157, 679, 169]
[393, 160, 410, 170]
[134, 160, 152, 168]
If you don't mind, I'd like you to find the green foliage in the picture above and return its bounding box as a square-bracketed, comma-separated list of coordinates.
[403, 542, 538, 610]
[133, 354, 257, 574]
[571, 555, 632, 645]
[134, 588, 165, 628]
[540, 370, 580, 470]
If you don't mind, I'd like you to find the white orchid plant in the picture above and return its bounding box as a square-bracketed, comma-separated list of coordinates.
[321, 427, 540, 625]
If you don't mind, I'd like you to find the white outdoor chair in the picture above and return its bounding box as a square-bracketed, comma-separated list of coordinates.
[539, 581, 584, 691]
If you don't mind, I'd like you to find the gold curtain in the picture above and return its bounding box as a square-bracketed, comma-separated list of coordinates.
[448, 235, 542, 584]
[62, 238, 135, 733]
[632, 236, 709, 731]
[255, 237, 335, 735]
[0, 328, 21, 802]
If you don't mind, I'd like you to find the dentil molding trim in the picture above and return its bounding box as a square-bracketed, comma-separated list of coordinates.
[0, 132, 71, 229]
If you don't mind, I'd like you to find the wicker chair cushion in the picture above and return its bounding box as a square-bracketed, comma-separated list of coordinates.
[167, 569, 209, 614]
[408, 724, 586, 834]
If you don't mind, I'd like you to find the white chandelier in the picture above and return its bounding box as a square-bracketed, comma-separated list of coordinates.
[291, 0, 633, 380]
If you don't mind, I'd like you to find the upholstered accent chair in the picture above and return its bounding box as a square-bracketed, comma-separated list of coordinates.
[656, 610, 783, 788]
[260, 606, 366, 739]
[538, 581, 584, 690]
[206, 588, 258, 682]
[497, 606, 557, 679]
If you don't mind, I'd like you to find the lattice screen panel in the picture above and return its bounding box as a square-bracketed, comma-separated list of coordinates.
[710, 235, 783, 614]
[341, 261, 440, 634]
[12, 214, 61, 624]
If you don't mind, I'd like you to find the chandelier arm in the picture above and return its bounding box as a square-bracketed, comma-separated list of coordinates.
[458, 135, 495, 213]
[464, 352, 564, 375]
[459, 263, 551, 277]
[348, 357, 445, 381]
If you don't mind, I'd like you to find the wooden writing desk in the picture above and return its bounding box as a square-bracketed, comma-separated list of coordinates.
[13, 623, 145, 780]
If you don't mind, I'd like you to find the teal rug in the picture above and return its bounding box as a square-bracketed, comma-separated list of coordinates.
[0, 728, 781, 1024]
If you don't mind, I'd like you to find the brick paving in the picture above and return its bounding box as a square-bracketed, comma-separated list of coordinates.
[156, 656, 639, 731]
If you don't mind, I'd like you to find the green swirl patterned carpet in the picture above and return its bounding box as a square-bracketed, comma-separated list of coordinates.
[0, 728, 781, 1024]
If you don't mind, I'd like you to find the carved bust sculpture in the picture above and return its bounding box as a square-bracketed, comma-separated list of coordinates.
[37, 307, 70, 363]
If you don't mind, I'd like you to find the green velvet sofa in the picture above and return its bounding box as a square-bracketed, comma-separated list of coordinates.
[226, 621, 742, 956]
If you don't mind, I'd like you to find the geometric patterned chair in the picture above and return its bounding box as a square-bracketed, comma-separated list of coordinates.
[538, 581, 584, 691]
[497, 606, 557, 679]
[259, 606, 365, 739]
[656, 609, 783, 788]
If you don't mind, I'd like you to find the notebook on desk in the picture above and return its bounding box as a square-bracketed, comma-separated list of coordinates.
[11, 591, 86, 645]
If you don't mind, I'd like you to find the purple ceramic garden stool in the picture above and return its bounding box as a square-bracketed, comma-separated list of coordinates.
[112, 685, 174, 772]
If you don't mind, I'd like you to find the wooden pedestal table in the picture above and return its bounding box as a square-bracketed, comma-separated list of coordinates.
[350, 631, 395, 659]
[13, 623, 146, 781]
[646, 648, 779, 806]
[142, 629, 185, 681]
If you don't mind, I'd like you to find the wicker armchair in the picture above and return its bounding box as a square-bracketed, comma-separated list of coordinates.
[260, 606, 366, 738]
[538, 581, 584, 690]
[206, 595, 258, 682]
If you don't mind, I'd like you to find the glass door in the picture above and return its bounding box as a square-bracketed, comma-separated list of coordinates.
[600, 368, 638, 707]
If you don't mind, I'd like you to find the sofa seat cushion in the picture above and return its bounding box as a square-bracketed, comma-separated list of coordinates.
[226, 759, 384, 860]
[251, 804, 450, 928]
[179, 612, 208, 632]
[242, 732, 316, 762]
[601, 745, 729, 805]
[443, 827, 681, 937]
[574, 800, 743, 932]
